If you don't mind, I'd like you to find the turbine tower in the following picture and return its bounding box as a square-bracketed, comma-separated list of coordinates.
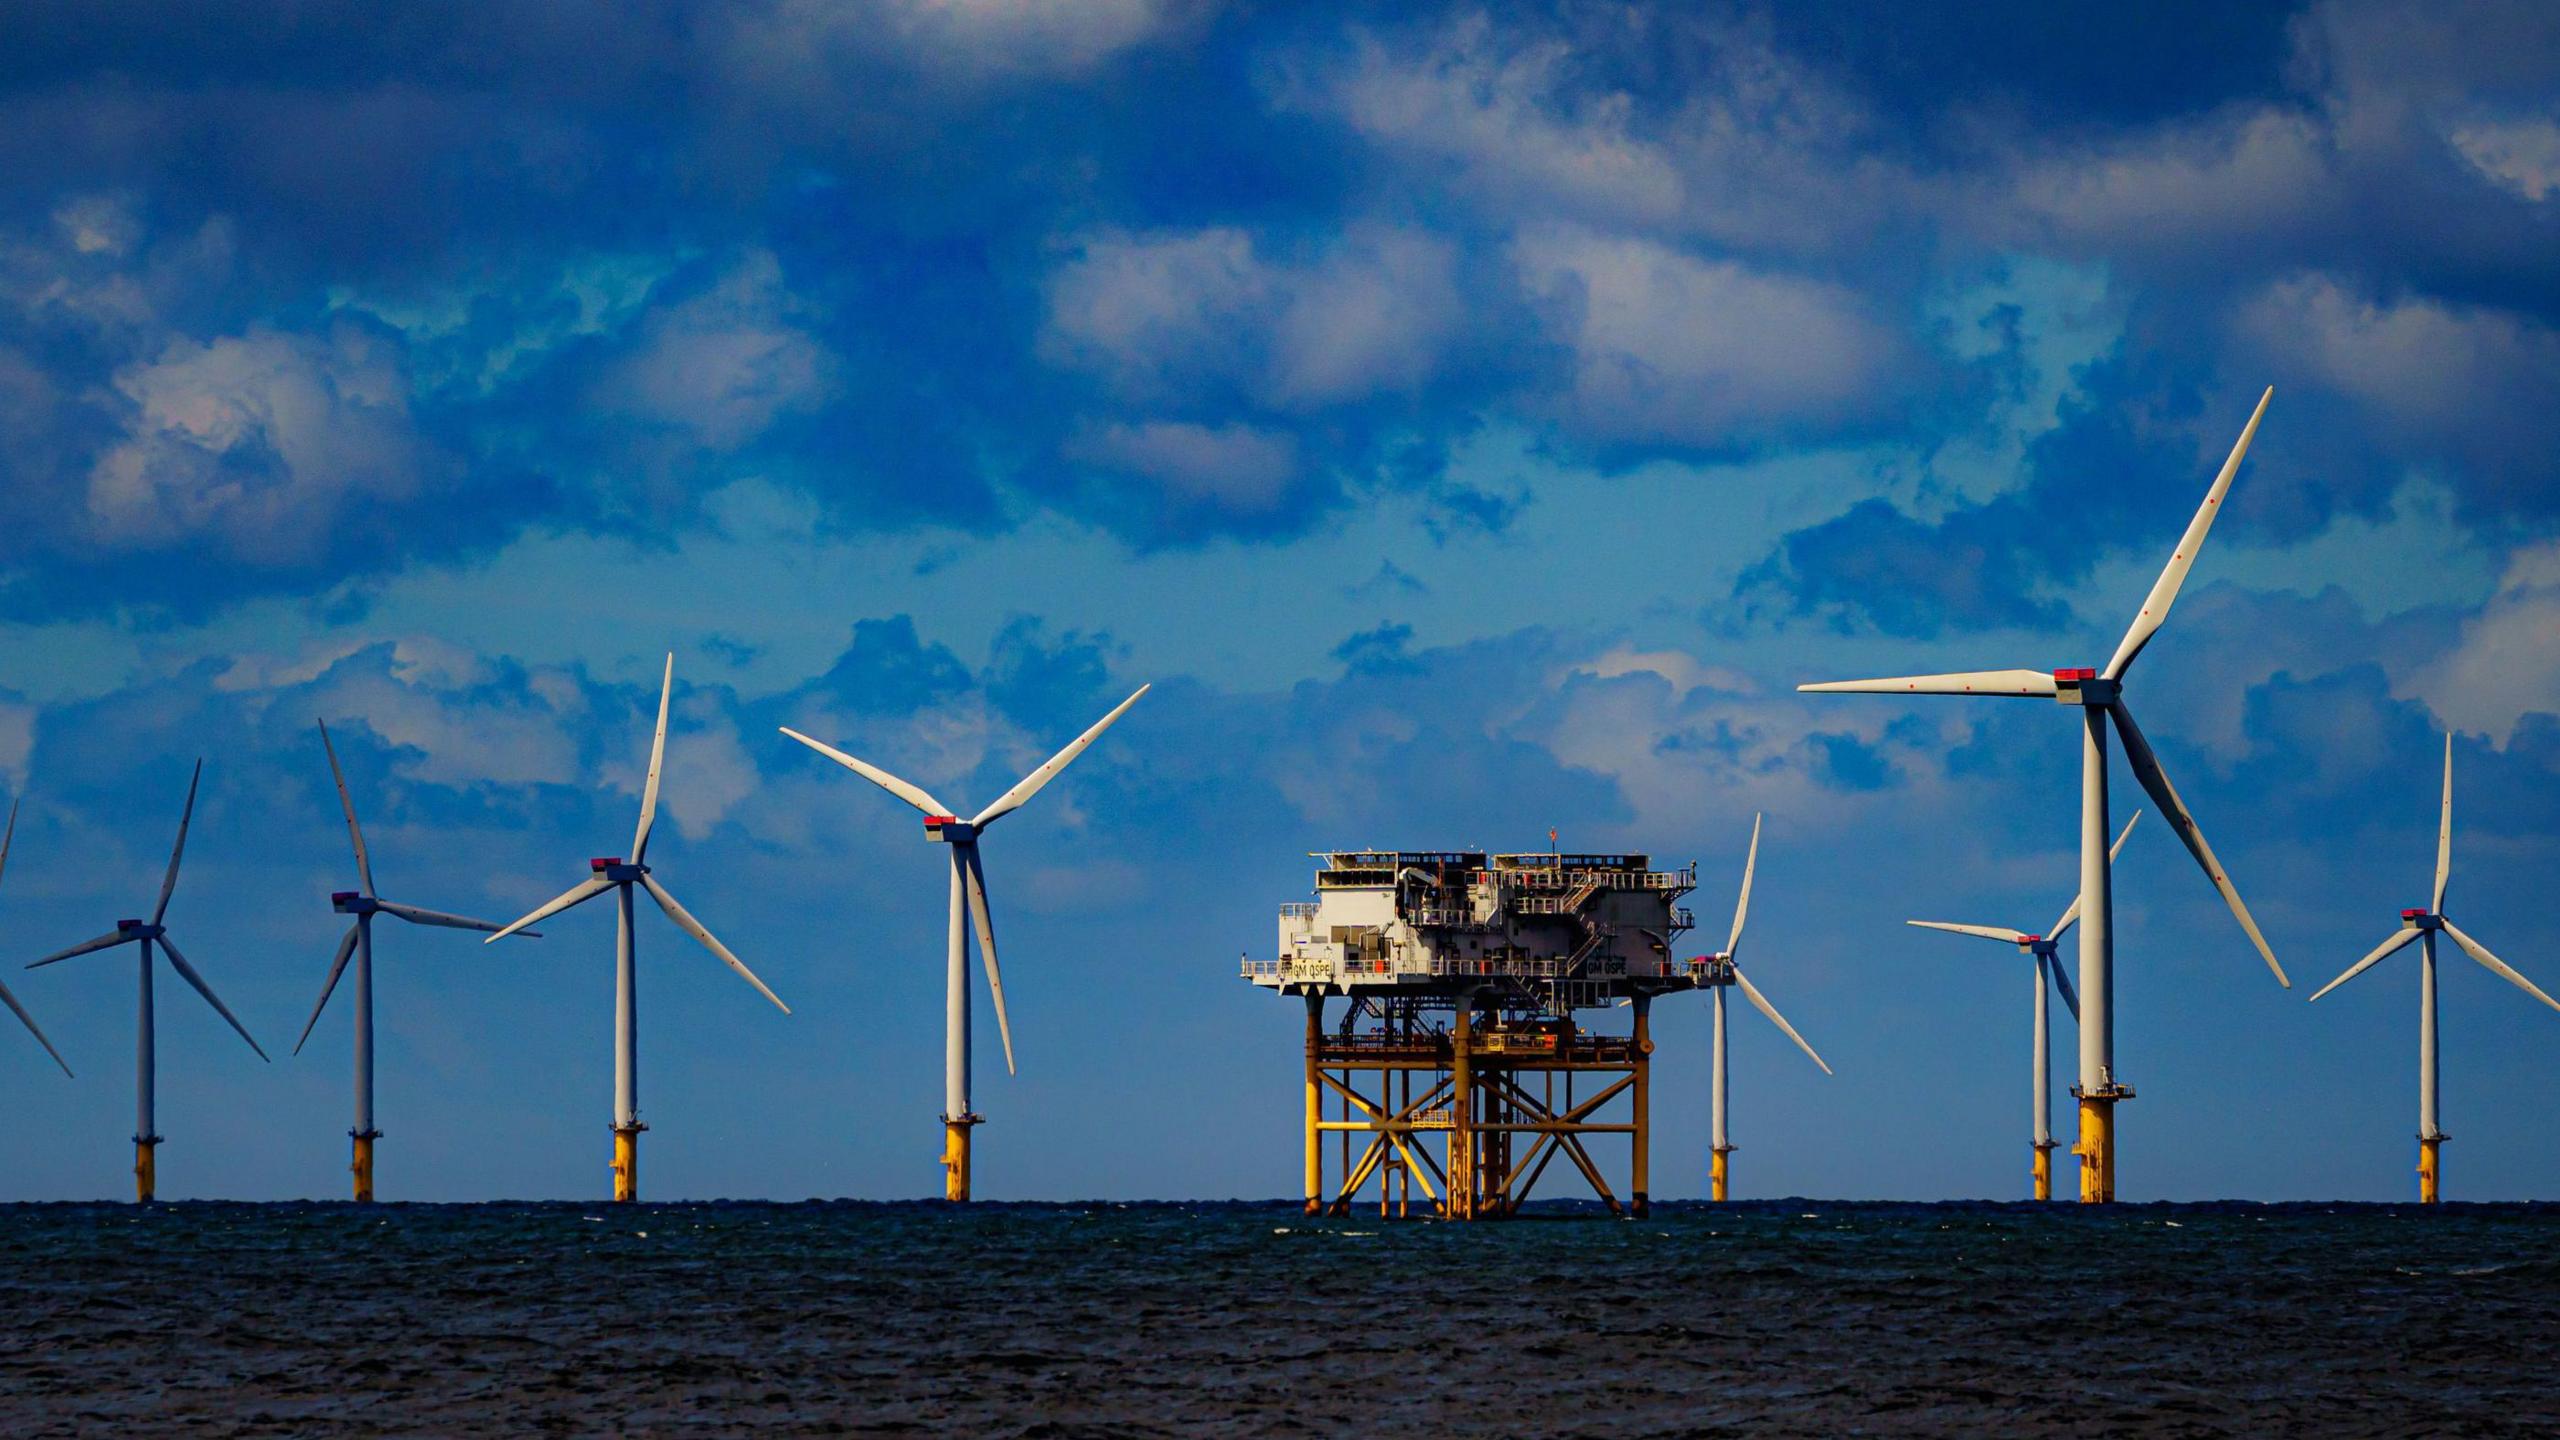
[1801, 387, 2290, 1203]
[2308, 734, 2558, 1203]
[1908, 812, 2139, 1200]
[0, 801, 76, 1078]
[25, 761, 267, 1201]
[295, 720, 535, 1202]
[484, 655, 789, 1203]
[780, 683, 1148, 1201]
[1693, 814, 1830, 1202]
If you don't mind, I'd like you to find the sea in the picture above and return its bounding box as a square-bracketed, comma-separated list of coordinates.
[2, 1200, 2554, 1436]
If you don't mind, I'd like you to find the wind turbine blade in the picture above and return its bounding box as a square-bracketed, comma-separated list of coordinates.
[2307, 927, 2421, 1003]
[633, 654, 674, 863]
[155, 932, 269, 1061]
[1795, 670, 2057, 697]
[2048, 810, 2142, 940]
[1726, 814, 1761, 958]
[0, 976, 72, 1077]
[1906, 921, 2029, 944]
[483, 875, 613, 943]
[2108, 700, 2288, 987]
[2103, 386, 2271, 681]
[0, 797, 17, 888]
[2434, 732, 2453, 913]
[1732, 965, 1831, 1074]
[640, 874, 788, 1014]
[2042, 951, 2080, 1022]
[377, 900, 521, 935]
[960, 843, 1015, 1075]
[294, 925, 361, 1054]
[2440, 919, 2560, 1015]
[153, 758, 203, 925]
[777, 728, 952, 818]
[317, 720, 375, 896]
[972, 684, 1151, 829]
[27, 929, 140, 968]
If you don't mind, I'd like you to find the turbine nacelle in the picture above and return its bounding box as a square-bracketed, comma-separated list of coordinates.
[2050, 669, 2119, 707]
[329, 891, 379, 915]
[590, 857, 648, 882]
[2020, 934, 2060, 958]
[923, 816, 978, 845]
[115, 918, 160, 937]
[2401, 908, 2443, 931]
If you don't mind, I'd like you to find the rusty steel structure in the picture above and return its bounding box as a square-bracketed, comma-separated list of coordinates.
[1244, 848, 1710, 1219]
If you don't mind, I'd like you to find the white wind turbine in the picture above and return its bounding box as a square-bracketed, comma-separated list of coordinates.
[484, 655, 789, 1203]
[294, 719, 536, 1202]
[1908, 812, 2139, 1200]
[25, 761, 267, 1201]
[2308, 734, 2558, 1203]
[1801, 387, 2290, 1203]
[0, 801, 76, 1078]
[780, 683, 1148, 1201]
[1693, 814, 1830, 1202]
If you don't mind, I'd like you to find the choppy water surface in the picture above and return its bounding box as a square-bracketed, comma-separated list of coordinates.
[3, 1200, 2556, 1436]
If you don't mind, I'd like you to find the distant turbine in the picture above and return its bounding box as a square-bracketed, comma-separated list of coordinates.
[1908, 812, 2138, 1200]
[1693, 814, 1830, 1202]
[485, 655, 788, 1203]
[26, 761, 267, 1201]
[0, 801, 75, 1078]
[2308, 734, 2558, 1203]
[1801, 387, 2288, 1203]
[295, 720, 535, 1202]
[781, 683, 1148, 1201]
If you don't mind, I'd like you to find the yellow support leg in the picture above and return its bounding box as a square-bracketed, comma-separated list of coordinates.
[1303, 995, 1323, 1216]
[1710, 1147, 1730, 1203]
[612, 1125, 641, 1203]
[352, 1132, 377, 1204]
[135, 1140, 157, 1204]
[943, 1119, 974, 1202]
[2032, 1142, 2054, 1202]
[2075, 1097, 2116, 1204]
[2418, 1138, 2441, 1205]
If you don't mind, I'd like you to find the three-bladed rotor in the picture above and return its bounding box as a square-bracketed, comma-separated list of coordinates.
[1907, 811, 2143, 1018]
[1694, 814, 1830, 1075]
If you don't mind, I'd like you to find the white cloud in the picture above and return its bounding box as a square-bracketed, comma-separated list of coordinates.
[2450, 115, 2560, 201]
[85, 321, 429, 565]
[1064, 419, 1298, 513]
[2411, 540, 2560, 745]
[592, 250, 830, 451]
[2237, 273, 2560, 447]
[1512, 227, 1892, 445]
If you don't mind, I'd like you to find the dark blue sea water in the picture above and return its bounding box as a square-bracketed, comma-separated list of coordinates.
[2, 1200, 2554, 1436]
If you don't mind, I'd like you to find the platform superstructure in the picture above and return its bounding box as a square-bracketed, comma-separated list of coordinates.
[1243, 848, 1709, 1218]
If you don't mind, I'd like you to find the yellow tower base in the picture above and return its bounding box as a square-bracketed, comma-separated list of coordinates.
[2418, 1137, 2442, 1205]
[612, 1124, 643, 1203]
[352, 1132, 378, 1203]
[943, 1117, 976, 1202]
[134, 1139, 158, 1204]
[1710, 1148, 1730, 1203]
[2074, 1097, 2117, 1203]
[2032, 1141, 2055, 1201]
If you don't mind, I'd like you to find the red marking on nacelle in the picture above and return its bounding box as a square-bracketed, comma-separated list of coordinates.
[2020, 934, 2042, 946]
[332, 891, 359, 903]
[117, 918, 142, 928]
[590, 857, 622, 871]
[924, 814, 957, 827]
[2402, 908, 2430, 921]
[2053, 667, 2098, 682]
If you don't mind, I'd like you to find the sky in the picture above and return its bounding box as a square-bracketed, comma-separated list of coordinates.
[1, 0, 2557, 1203]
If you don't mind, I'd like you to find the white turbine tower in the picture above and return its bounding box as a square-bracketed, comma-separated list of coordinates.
[2308, 734, 2559, 1203]
[1801, 387, 2290, 1203]
[1693, 814, 1830, 1202]
[1908, 812, 2139, 1200]
[295, 719, 535, 1202]
[484, 655, 789, 1203]
[780, 683, 1148, 1201]
[25, 761, 267, 1201]
[0, 802, 75, 1078]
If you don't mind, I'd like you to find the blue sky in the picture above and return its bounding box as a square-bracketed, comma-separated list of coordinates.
[2, 0, 2557, 1202]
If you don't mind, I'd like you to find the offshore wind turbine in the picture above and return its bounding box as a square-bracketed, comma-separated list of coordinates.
[294, 720, 534, 1202]
[2308, 734, 2559, 1203]
[25, 761, 267, 1201]
[1801, 387, 2290, 1203]
[0, 802, 76, 1078]
[1908, 812, 2138, 1200]
[1693, 814, 1830, 1202]
[780, 683, 1148, 1201]
[484, 655, 789, 1203]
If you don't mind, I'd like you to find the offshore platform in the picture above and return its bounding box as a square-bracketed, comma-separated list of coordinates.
[1242, 847, 1708, 1219]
